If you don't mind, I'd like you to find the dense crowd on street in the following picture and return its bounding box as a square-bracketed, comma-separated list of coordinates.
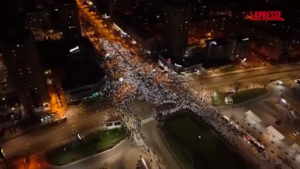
[93, 38, 291, 169]
[95, 39, 228, 166]
[76, 0, 297, 167]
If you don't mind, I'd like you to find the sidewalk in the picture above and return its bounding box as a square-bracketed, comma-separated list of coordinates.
[207, 66, 268, 77]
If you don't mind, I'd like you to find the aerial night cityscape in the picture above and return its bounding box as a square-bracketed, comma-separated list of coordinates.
[1, 0, 300, 169]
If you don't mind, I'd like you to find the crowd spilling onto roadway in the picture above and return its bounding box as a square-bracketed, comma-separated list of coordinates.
[77, 0, 295, 168]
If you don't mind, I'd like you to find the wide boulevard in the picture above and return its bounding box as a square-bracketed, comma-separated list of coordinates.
[193, 64, 300, 89]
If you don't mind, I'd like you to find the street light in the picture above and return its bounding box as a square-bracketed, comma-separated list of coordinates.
[77, 133, 82, 140]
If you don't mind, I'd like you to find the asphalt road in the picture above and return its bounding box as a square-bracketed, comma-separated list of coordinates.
[29, 140, 130, 169]
[232, 85, 300, 145]
[193, 65, 300, 89]
[142, 121, 182, 169]
[26, 100, 180, 169]
[3, 104, 110, 159]
[5, 65, 298, 168]
[129, 101, 182, 169]
[218, 85, 300, 168]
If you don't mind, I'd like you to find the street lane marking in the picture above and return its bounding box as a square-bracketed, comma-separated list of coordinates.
[141, 116, 154, 124]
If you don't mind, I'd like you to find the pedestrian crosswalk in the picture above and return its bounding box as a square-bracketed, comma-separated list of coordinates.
[134, 134, 145, 147]
[141, 116, 154, 125]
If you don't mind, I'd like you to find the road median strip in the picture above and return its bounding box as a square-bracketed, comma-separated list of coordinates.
[45, 127, 128, 166]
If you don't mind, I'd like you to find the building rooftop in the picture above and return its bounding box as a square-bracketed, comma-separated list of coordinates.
[127, 21, 155, 40]
[229, 36, 250, 42]
[61, 64, 105, 91]
[206, 37, 228, 46]
[37, 38, 91, 69]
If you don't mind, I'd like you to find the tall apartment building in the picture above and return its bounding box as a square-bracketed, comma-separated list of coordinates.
[50, 0, 82, 39]
[205, 38, 229, 60]
[227, 36, 251, 61]
[0, 29, 50, 114]
[189, 15, 229, 37]
[24, 9, 53, 36]
[164, 0, 191, 58]
[204, 36, 250, 61]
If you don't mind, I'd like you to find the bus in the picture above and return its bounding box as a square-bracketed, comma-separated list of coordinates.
[245, 134, 265, 153]
[137, 158, 151, 169]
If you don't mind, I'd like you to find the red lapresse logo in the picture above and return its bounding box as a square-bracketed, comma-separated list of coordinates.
[250, 11, 284, 21]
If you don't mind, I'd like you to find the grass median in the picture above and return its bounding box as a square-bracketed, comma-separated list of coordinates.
[232, 88, 267, 104]
[45, 128, 128, 166]
[213, 88, 268, 106]
[161, 110, 252, 169]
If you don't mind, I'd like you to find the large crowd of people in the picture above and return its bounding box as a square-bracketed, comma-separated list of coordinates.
[77, 1, 290, 168]
[94, 38, 286, 168]
[95, 38, 246, 167]
[79, 11, 288, 166]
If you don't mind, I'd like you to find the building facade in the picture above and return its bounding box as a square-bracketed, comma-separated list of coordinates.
[223, 19, 297, 60]
[63, 76, 106, 104]
[24, 9, 53, 37]
[0, 30, 50, 114]
[125, 25, 156, 51]
[205, 38, 229, 60]
[164, 0, 190, 58]
[227, 36, 251, 61]
[51, 0, 81, 39]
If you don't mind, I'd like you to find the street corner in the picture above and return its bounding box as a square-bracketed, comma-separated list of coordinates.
[123, 147, 163, 169]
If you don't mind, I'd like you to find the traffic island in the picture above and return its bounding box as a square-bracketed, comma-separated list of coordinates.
[161, 110, 253, 169]
[231, 88, 267, 104]
[45, 128, 127, 166]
